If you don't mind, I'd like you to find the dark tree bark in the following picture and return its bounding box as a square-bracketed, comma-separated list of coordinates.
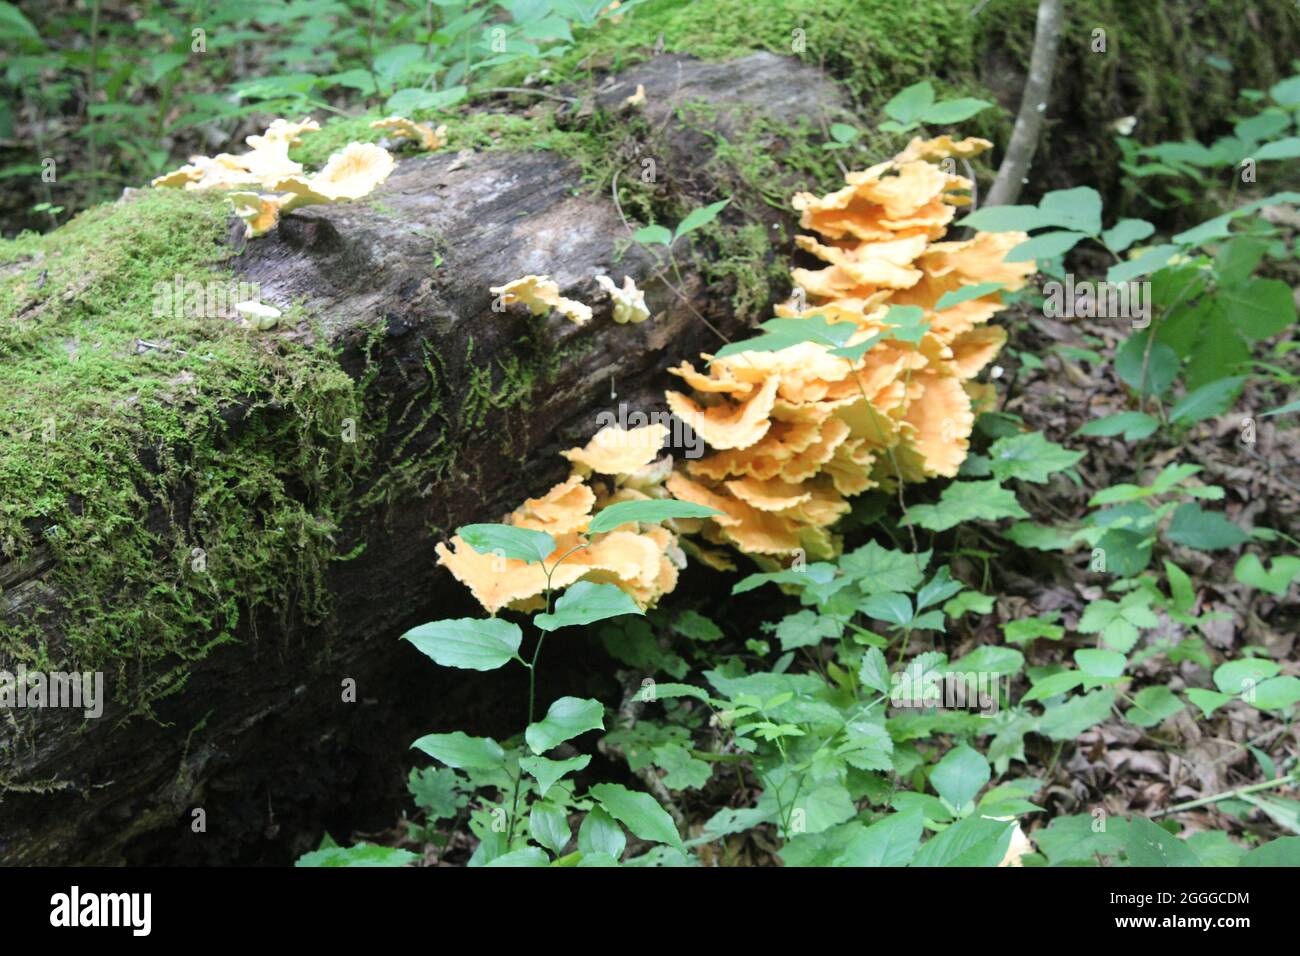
[0, 53, 848, 865]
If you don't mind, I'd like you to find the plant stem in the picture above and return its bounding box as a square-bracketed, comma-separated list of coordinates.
[1149, 772, 1298, 818]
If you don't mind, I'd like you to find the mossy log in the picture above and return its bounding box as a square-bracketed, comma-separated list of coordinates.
[0, 52, 847, 864]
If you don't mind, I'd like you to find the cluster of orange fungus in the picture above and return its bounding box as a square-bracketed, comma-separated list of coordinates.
[438, 138, 1036, 614]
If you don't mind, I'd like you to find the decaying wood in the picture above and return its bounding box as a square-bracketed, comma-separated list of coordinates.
[0, 52, 847, 864]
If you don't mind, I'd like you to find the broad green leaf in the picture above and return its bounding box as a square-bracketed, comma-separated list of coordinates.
[910, 815, 1015, 867]
[520, 754, 591, 798]
[838, 720, 894, 772]
[458, 523, 556, 563]
[1126, 817, 1200, 867]
[1125, 686, 1185, 727]
[674, 198, 731, 239]
[1002, 522, 1075, 551]
[1271, 76, 1300, 107]
[1005, 230, 1089, 263]
[1039, 186, 1103, 235]
[1075, 410, 1159, 441]
[930, 744, 990, 810]
[883, 80, 935, 124]
[1034, 814, 1127, 864]
[1164, 559, 1195, 612]
[526, 696, 605, 754]
[402, 618, 523, 670]
[1164, 503, 1249, 550]
[1213, 658, 1282, 695]
[1168, 376, 1246, 425]
[860, 592, 913, 628]
[957, 204, 1056, 232]
[935, 281, 1005, 311]
[534, 580, 643, 631]
[943, 590, 995, 619]
[1038, 690, 1117, 740]
[1233, 553, 1300, 596]
[712, 313, 857, 360]
[1241, 836, 1300, 866]
[1256, 136, 1300, 160]
[1102, 218, 1155, 254]
[589, 498, 722, 533]
[1107, 244, 1180, 284]
[916, 567, 964, 610]
[1219, 279, 1297, 340]
[835, 811, 923, 866]
[483, 847, 550, 867]
[1002, 613, 1064, 644]
[841, 541, 930, 593]
[920, 97, 992, 124]
[1114, 336, 1178, 397]
[672, 610, 724, 641]
[578, 806, 626, 860]
[1021, 670, 1085, 703]
[296, 843, 419, 867]
[987, 432, 1083, 483]
[633, 224, 673, 245]
[529, 802, 572, 855]
[904, 480, 1029, 531]
[1251, 676, 1300, 710]
[1186, 687, 1234, 718]
[636, 682, 710, 703]
[1074, 648, 1126, 679]
[590, 783, 682, 848]
[652, 744, 712, 790]
[950, 645, 1023, 676]
[412, 731, 505, 769]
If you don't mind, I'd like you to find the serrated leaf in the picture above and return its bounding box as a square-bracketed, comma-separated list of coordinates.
[1126, 685, 1185, 727]
[904, 481, 1028, 531]
[1038, 690, 1117, 740]
[858, 646, 891, 694]
[1164, 503, 1249, 550]
[987, 432, 1083, 483]
[1126, 817, 1200, 866]
[1169, 376, 1246, 425]
[911, 815, 1014, 867]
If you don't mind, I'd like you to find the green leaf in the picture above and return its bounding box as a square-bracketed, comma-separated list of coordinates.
[957, 204, 1056, 232]
[1218, 279, 1297, 340]
[407, 767, 465, 821]
[987, 432, 1083, 483]
[841, 541, 930, 593]
[829, 122, 860, 144]
[1114, 336, 1179, 397]
[0, 2, 39, 40]
[1002, 522, 1074, 551]
[1038, 186, 1103, 235]
[458, 523, 556, 563]
[1126, 817, 1200, 867]
[578, 806, 626, 860]
[296, 843, 419, 867]
[920, 97, 992, 124]
[520, 754, 591, 798]
[1251, 676, 1300, 710]
[838, 720, 894, 772]
[1005, 230, 1089, 263]
[672, 610, 724, 641]
[652, 744, 712, 790]
[1168, 376, 1246, 425]
[883, 80, 935, 125]
[935, 282, 1005, 311]
[386, 85, 466, 114]
[775, 609, 843, 650]
[1164, 559, 1196, 612]
[860, 592, 914, 628]
[535, 580, 643, 631]
[1262, 398, 1300, 418]
[1241, 836, 1300, 866]
[930, 744, 990, 810]
[1002, 613, 1064, 645]
[858, 646, 891, 694]
[1214, 658, 1282, 695]
[526, 696, 605, 754]
[633, 224, 673, 245]
[636, 682, 710, 703]
[1233, 553, 1300, 596]
[402, 618, 522, 670]
[713, 313, 858, 361]
[412, 731, 505, 769]
[1107, 244, 1180, 284]
[673, 199, 731, 240]
[1102, 218, 1156, 254]
[1164, 503, 1249, 550]
[835, 812, 923, 866]
[1256, 136, 1300, 160]
[1038, 690, 1117, 740]
[1075, 648, 1127, 679]
[589, 498, 722, 534]
[1186, 687, 1234, 718]
[529, 802, 572, 855]
[943, 590, 995, 619]
[904, 480, 1029, 531]
[483, 847, 550, 867]
[1034, 814, 1127, 864]
[1126, 686, 1185, 727]
[950, 645, 1023, 676]
[590, 783, 682, 848]
[1076, 411, 1160, 441]
[910, 815, 1014, 867]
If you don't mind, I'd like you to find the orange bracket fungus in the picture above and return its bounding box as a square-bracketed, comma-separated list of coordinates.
[441, 139, 1036, 614]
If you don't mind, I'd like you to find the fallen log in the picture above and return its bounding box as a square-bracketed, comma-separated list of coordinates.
[0, 52, 848, 864]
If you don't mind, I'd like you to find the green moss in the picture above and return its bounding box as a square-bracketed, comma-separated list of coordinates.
[0, 189, 367, 704]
